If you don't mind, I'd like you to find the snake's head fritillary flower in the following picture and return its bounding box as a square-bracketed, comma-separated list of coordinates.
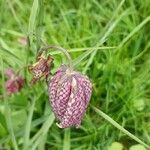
[48, 65, 92, 128]
[28, 53, 53, 84]
[5, 69, 25, 95]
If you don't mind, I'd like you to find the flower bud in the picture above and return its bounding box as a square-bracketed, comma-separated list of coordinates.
[17, 36, 27, 46]
[48, 65, 92, 128]
[5, 69, 24, 95]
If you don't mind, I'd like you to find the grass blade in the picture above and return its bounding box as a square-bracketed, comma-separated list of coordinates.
[30, 113, 55, 150]
[91, 106, 150, 149]
[0, 38, 20, 61]
[0, 57, 19, 150]
[23, 97, 36, 150]
[81, 0, 127, 73]
[6, 0, 23, 32]
[36, 0, 44, 51]
[28, 0, 39, 40]
[73, 9, 130, 68]
[118, 16, 150, 49]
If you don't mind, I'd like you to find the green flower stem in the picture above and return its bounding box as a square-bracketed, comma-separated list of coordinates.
[39, 45, 73, 70]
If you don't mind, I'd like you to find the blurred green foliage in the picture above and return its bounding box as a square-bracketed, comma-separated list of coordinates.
[0, 0, 150, 149]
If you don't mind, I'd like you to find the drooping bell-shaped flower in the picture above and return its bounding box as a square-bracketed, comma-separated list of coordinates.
[5, 68, 25, 95]
[35, 45, 92, 128]
[48, 65, 92, 128]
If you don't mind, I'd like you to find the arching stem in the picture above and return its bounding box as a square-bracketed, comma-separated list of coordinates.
[38, 45, 73, 70]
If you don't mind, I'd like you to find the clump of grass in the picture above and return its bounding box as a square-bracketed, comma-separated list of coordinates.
[0, 0, 150, 149]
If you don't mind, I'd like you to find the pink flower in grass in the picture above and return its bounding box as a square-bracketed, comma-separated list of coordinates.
[17, 37, 27, 46]
[5, 69, 24, 95]
[48, 65, 92, 128]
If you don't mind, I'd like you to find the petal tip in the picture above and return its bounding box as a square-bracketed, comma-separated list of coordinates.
[56, 123, 63, 128]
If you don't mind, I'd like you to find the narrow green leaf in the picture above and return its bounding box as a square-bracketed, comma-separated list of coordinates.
[0, 123, 7, 136]
[23, 97, 36, 150]
[36, 0, 44, 51]
[6, 0, 23, 32]
[91, 106, 150, 149]
[73, 9, 130, 68]
[82, 0, 128, 73]
[0, 38, 20, 61]
[0, 57, 19, 150]
[28, 0, 39, 40]
[0, 114, 50, 145]
[49, 46, 116, 55]
[30, 113, 55, 150]
[118, 16, 150, 49]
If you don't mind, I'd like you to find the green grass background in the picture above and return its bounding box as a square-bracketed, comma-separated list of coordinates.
[0, 0, 150, 149]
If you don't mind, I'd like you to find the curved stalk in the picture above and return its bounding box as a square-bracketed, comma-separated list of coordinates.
[39, 45, 73, 70]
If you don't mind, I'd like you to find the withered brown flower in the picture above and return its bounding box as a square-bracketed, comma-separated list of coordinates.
[28, 53, 53, 84]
